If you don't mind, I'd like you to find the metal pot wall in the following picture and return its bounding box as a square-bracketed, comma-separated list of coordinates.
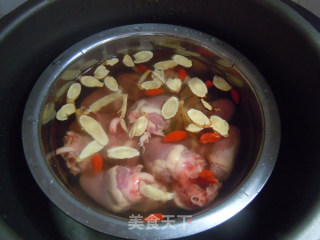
[0, 0, 319, 239]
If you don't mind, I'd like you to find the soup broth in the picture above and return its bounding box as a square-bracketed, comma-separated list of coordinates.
[49, 48, 242, 218]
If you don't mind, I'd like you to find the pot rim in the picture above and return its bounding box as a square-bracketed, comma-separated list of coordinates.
[21, 23, 280, 239]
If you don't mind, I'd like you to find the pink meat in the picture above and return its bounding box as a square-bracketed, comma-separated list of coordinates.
[56, 112, 139, 174]
[211, 98, 235, 121]
[127, 95, 169, 146]
[189, 97, 239, 181]
[101, 116, 140, 167]
[56, 116, 139, 172]
[55, 78, 142, 171]
[142, 137, 206, 182]
[195, 98, 239, 181]
[79, 164, 156, 212]
[142, 136, 220, 209]
[206, 126, 240, 181]
[55, 131, 92, 175]
[173, 180, 221, 210]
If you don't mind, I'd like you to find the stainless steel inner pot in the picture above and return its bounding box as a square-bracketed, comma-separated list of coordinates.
[22, 23, 280, 239]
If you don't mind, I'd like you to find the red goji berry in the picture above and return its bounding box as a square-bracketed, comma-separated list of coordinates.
[199, 132, 222, 144]
[230, 89, 240, 104]
[178, 68, 187, 81]
[144, 88, 164, 97]
[205, 80, 214, 88]
[91, 154, 103, 173]
[163, 130, 187, 143]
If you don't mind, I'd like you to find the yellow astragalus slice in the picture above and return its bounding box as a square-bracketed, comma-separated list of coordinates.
[129, 115, 148, 139]
[166, 77, 182, 93]
[104, 76, 119, 92]
[107, 146, 140, 159]
[172, 54, 192, 68]
[140, 80, 162, 90]
[79, 115, 109, 146]
[67, 83, 81, 101]
[133, 51, 153, 64]
[213, 76, 232, 91]
[80, 76, 104, 87]
[210, 115, 229, 137]
[84, 91, 122, 114]
[123, 54, 134, 67]
[161, 96, 179, 119]
[187, 108, 211, 127]
[201, 98, 212, 110]
[154, 60, 177, 70]
[185, 123, 203, 133]
[78, 140, 104, 161]
[56, 103, 75, 121]
[94, 65, 110, 79]
[187, 77, 208, 97]
[104, 57, 119, 66]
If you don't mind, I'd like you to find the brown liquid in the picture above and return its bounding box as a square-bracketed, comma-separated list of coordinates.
[48, 49, 243, 219]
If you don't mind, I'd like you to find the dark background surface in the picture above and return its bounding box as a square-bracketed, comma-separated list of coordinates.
[0, 0, 320, 239]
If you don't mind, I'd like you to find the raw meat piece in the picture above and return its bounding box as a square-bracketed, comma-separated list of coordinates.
[56, 113, 140, 173]
[56, 105, 139, 173]
[55, 131, 92, 175]
[191, 98, 239, 180]
[101, 116, 140, 167]
[206, 126, 240, 180]
[173, 179, 221, 210]
[142, 136, 206, 183]
[142, 136, 220, 209]
[80, 164, 162, 212]
[211, 98, 235, 121]
[196, 98, 239, 180]
[127, 95, 169, 146]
